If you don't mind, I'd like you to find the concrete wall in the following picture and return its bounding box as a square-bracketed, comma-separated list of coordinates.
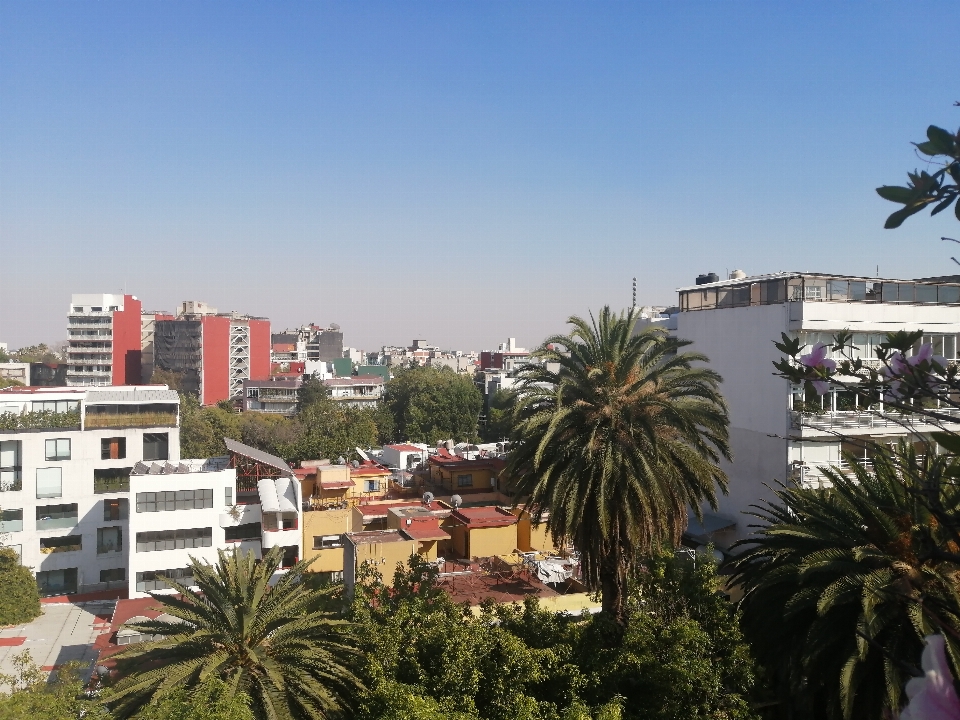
[301, 508, 352, 572]
[350, 537, 418, 586]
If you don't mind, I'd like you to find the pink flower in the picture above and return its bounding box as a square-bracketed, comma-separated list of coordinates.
[908, 343, 934, 367]
[800, 343, 837, 372]
[898, 634, 960, 720]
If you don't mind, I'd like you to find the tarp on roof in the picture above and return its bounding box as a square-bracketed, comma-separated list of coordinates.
[225, 438, 293, 477]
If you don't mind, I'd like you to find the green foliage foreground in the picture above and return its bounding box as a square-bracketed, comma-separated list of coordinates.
[0, 548, 40, 626]
[350, 554, 756, 720]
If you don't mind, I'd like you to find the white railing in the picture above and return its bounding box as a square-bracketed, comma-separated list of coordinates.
[791, 407, 960, 432]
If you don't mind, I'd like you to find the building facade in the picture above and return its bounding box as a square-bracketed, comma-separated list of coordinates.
[0, 387, 301, 599]
[670, 272, 960, 547]
[154, 311, 270, 406]
[66, 294, 144, 387]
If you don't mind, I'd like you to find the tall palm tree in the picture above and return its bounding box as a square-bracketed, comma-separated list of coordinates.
[506, 306, 731, 623]
[726, 443, 960, 720]
[108, 547, 362, 720]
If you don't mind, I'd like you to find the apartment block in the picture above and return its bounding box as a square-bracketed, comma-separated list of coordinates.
[66, 294, 144, 387]
[153, 309, 270, 406]
[0, 387, 301, 599]
[668, 271, 960, 548]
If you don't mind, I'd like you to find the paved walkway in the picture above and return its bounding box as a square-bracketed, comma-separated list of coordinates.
[0, 600, 116, 680]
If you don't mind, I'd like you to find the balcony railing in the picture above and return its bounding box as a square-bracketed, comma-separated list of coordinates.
[791, 407, 960, 432]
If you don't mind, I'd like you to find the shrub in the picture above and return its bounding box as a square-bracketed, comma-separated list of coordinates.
[0, 548, 40, 626]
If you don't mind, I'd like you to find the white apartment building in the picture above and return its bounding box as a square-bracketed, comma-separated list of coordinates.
[668, 272, 960, 548]
[0, 386, 301, 599]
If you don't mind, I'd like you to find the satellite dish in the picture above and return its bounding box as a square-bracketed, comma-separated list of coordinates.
[351, 460, 360, 468]
[451, 494, 462, 509]
[336, 456, 346, 465]
[330, 323, 340, 331]
[422, 491, 434, 506]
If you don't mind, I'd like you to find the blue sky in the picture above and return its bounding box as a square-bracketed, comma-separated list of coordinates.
[1, 2, 958, 351]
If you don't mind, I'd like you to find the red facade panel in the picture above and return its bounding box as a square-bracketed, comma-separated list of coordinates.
[200, 316, 231, 406]
[112, 295, 143, 386]
[248, 319, 271, 381]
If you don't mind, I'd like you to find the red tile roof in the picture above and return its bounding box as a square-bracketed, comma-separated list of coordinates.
[321, 479, 354, 490]
[386, 444, 424, 453]
[452, 506, 518, 528]
[401, 518, 450, 541]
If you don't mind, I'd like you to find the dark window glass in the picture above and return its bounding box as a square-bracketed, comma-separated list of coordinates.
[882, 282, 899, 302]
[143, 433, 169, 461]
[916, 284, 937, 303]
[135, 528, 212, 552]
[898, 283, 915, 303]
[849, 281, 866, 301]
[224, 522, 262, 542]
[101, 437, 127, 460]
[100, 568, 125, 583]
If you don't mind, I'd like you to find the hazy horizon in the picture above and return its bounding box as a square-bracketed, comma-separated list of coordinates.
[2, 2, 959, 353]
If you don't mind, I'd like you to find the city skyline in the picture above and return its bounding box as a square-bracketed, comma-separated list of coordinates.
[2, 2, 959, 351]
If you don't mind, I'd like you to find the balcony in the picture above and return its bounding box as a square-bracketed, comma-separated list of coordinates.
[85, 404, 178, 429]
[36, 517, 77, 531]
[791, 407, 960, 432]
[261, 527, 300, 549]
[0, 410, 81, 433]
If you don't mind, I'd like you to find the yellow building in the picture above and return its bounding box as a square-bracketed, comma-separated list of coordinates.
[446, 506, 519, 559]
[514, 509, 558, 554]
[343, 530, 419, 593]
[427, 451, 506, 496]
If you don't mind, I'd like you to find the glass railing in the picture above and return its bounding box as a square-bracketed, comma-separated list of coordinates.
[36, 517, 77, 531]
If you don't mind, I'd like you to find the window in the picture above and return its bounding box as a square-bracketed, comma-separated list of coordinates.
[103, 498, 128, 521]
[91, 307, 102, 312]
[36, 467, 62, 498]
[314, 535, 342, 550]
[37, 568, 78, 596]
[827, 280, 849, 301]
[136, 489, 213, 513]
[225, 487, 233, 506]
[365, 480, 378, 492]
[136, 528, 212, 552]
[97, 526, 122, 554]
[457, 473, 473, 487]
[94, 467, 131, 493]
[36, 503, 78, 530]
[136, 567, 194, 593]
[45, 439, 71, 461]
[40, 535, 82, 554]
[0, 509, 23, 533]
[31, 400, 79, 414]
[224, 522, 261, 542]
[282, 517, 297, 530]
[0, 440, 21, 492]
[143, 433, 169, 461]
[100, 568, 125, 583]
[101, 437, 127, 460]
[72, 306, 83, 312]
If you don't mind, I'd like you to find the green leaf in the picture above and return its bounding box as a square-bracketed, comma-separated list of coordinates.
[926, 126, 956, 155]
[884, 203, 927, 229]
[931, 195, 956, 216]
[932, 432, 960, 455]
[915, 140, 942, 156]
[876, 185, 915, 204]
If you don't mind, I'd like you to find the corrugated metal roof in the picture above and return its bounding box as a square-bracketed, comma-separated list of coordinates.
[224, 437, 293, 477]
[85, 388, 180, 404]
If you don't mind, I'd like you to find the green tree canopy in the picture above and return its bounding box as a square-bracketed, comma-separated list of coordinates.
[480, 389, 517, 443]
[727, 442, 960, 719]
[108, 547, 363, 720]
[0, 653, 111, 720]
[383, 366, 483, 444]
[0, 548, 40, 626]
[506, 307, 730, 623]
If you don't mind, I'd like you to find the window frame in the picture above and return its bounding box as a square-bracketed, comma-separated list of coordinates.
[44, 438, 71, 461]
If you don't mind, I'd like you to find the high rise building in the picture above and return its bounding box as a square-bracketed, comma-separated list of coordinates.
[66, 294, 144, 387]
[153, 306, 270, 406]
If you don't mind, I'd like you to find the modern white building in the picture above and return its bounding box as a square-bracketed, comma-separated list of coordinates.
[0, 386, 301, 599]
[668, 272, 960, 548]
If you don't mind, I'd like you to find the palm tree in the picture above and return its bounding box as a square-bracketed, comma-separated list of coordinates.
[726, 443, 960, 720]
[506, 306, 731, 623]
[108, 547, 362, 720]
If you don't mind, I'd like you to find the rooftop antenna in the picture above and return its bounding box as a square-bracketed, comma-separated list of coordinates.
[632, 277, 637, 308]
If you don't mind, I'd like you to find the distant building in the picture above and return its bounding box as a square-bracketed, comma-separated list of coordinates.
[322, 376, 384, 407]
[243, 378, 302, 416]
[153, 306, 270, 406]
[271, 325, 344, 364]
[480, 337, 530, 371]
[0, 363, 30, 385]
[66, 294, 144, 387]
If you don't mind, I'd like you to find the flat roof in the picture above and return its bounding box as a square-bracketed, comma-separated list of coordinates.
[401, 518, 450, 542]
[346, 529, 412, 545]
[676, 271, 960, 292]
[452, 506, 518, 528]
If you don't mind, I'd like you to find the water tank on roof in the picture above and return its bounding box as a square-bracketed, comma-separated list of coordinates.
[695, 273, 720, 285]
[729, 269, 747, 280]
